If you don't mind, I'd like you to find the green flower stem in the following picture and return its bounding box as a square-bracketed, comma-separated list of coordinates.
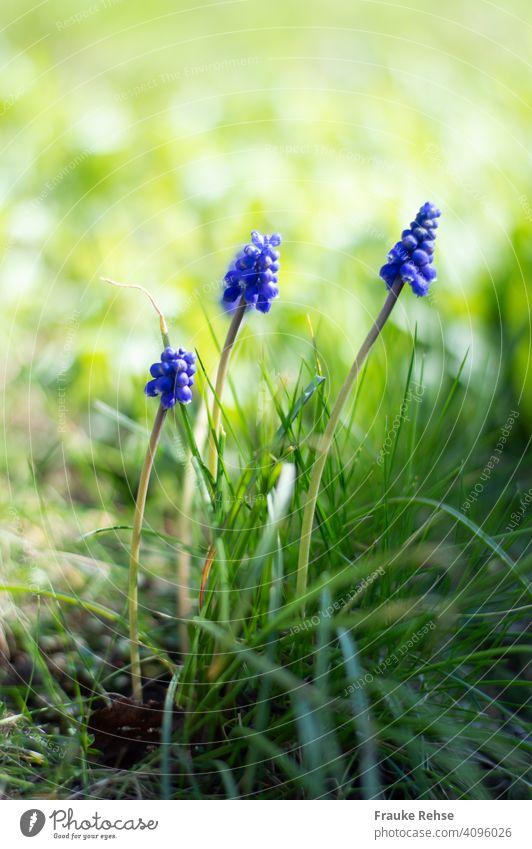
[296, 278, 405, 600]
[208, 295, 247, 478]
[129, 401, 167, 702]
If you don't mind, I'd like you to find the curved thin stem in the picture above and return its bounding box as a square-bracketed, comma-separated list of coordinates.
[101, 276, 169, 340]
[208, 296, 247, 477]
[129, 402, 167, 702]
[296, 278, 405, 600]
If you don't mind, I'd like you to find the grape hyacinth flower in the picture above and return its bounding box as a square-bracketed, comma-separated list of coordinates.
[208, 228, 282, 477]
[145, 346, 196, 408]
[222, 230, 282, 314]
[379, 201, 441, 297]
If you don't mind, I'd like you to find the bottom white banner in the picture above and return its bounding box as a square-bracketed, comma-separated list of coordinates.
[2, 800, 529, 848]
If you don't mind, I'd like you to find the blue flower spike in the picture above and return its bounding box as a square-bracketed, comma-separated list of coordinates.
[380, 201, 441, 297]
[223, 230, 282, 314]
[145, 346, 196, 408]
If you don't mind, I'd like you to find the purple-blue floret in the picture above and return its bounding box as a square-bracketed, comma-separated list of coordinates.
[379, 202, 441, 297]
[144, 346, 196, 408]
[222, 230, 282, 314]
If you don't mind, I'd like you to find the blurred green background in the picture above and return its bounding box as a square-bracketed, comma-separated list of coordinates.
[1, 0, 531, 546]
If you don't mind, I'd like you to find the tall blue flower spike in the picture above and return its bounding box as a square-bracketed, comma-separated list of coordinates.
[380, 202, 441, 297]
[222, 230, 282, 314]
[145, 346, 196, 408]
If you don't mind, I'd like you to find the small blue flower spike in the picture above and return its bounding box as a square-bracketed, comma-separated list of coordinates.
[144, 347, 196, 408]
[222, 230, 282, 314]
[380, 202, 441, 296]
